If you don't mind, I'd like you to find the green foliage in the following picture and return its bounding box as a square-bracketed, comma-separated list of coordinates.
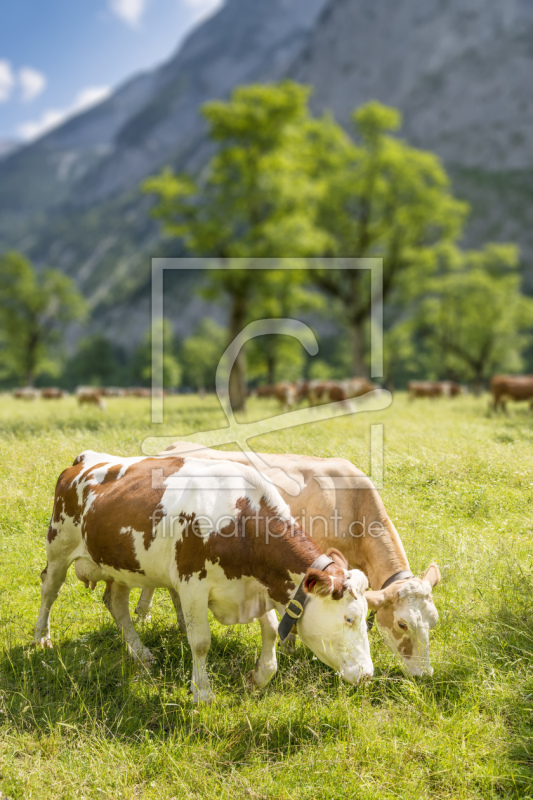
[132, 318, 182, 389]
[410, 244, 533, 385]
[307, 101, 469, 373]
[0, 251, 86, 385]
[180, 319, 225, 390]
[64, 333, 127, 389]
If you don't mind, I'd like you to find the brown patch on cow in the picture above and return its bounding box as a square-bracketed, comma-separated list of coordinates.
[398, 636, 414, 658]
[375, 599, 403, 640]
[79, 456, 184, 572]
[48, 455, 184, 574]
[175, 494, 343, 605]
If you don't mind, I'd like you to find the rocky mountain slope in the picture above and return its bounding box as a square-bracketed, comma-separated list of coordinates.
[1, 0, 532, 345]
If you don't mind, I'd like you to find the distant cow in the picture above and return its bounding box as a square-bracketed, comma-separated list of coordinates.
[13, 387, 40, 401]
[76, 387, 105, 410]
[408, 381, 462, 400]
[100, 387, 125, 397]
[491, 375, 533, 412]
[126, 387, 151, 397]
[273, 382, 297, 410]
[41, 388, 67, 399]
[35, 451, 386, 701]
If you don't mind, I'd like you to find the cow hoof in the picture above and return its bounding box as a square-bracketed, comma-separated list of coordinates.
[34, 637, 53, 649]
[192, 689, 215, 704]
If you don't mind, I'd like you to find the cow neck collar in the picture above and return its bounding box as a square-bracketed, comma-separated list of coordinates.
[366, 569, 414, 631]
[278, 554, 335, 642]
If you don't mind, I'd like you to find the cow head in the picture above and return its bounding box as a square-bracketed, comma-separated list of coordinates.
[367, 564, 440, 676]
[298, 549, 386, 684]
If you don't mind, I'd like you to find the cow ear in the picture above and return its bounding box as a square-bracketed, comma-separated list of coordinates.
[304, 568, 335, 597]
[365, 590, 387, 611]
[420, 563, 441, 588]
[325, 547, 349, 570]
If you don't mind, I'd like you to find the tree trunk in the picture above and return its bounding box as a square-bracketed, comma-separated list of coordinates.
[266, 353, 275, 387]
[228, 294, 247, 412]
[350, 320, 367, 377]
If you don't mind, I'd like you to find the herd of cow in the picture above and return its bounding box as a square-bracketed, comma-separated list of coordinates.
[13, 385, 153, 409]
[36, 443, 440, 702]
[11, 374, 533, 413]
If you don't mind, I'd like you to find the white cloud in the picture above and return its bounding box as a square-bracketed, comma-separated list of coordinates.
[183, 0, 223, 22]
[0, 60, 15, 102]
[19, 67, 47, 102]
[110, 0, 148, 27]
[18, 85, 111, 141]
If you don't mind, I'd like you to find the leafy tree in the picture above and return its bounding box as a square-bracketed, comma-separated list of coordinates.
[132, 319, 182, 389]
[410, 244, 533, 391]
[181, 319, 225, 391]
[0, 251, 86, 386]
[65, 333, 126, 388]
[309, 101, 468, 375]
[143, 81, 331, 410]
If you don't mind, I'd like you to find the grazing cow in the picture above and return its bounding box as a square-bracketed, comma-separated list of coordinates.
[408, 381, 442, 400]
[491, 375, 533, 412]
[76, 387, 105, 410]
[139, 444, 441, 676]
[13, 387, 39, 401]
[41, 387, 67, 399]
[100, 387, 125, 397]
[35, 451, 384, 701]
[274, 382, 297, 410]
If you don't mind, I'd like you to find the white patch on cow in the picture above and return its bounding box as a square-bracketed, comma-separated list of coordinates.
[379, 579, 438, 677]
[297, 569, 373, 684]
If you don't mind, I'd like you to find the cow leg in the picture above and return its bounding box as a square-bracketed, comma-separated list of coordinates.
[103, 582, 154, 665]
[248, 610, 278, 689]
[168, 588, 187, 633]
[134, 588, 155, 621]
[180, 593, 214, 703]
[34, 559, 71, 647]
[279, 629, 297, 653]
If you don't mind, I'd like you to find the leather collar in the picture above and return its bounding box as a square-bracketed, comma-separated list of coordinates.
[278, 554, 335, 642]
[366, 569, 414, 631]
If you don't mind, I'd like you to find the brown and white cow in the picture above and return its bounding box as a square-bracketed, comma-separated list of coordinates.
[76, 387, 105, 410]
[35, 451, 384, 702]
[491, 374, 533, 412]
[138, 444, 441, 676]
[13, 387, 40, 401]
[41, 387, 67, 399]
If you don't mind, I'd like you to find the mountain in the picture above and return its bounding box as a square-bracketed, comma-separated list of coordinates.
[0, 139, 19, 160]
[290, 0, 533, 287]
[1, 0, 532, 346]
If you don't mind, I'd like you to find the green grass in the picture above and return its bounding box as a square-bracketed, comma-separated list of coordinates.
[1, 393, 533, 799]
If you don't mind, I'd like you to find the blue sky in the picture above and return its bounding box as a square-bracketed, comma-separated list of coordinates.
[0, 0, 223, 141]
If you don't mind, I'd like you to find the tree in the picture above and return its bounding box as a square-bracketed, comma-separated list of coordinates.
[65, 333, 126, 388]
[181, 319, 225, 392]
[410, 244, 533, 392]
[0, 251, 86, 386]
[309, 101, 468, 375]
[132, 319, 182, 389]
[143, 81, 331, 410]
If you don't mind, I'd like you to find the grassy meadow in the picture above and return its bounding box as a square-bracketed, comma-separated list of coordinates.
[1, 392, 533, 799]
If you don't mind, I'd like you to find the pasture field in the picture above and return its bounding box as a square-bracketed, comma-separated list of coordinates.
[1, 393, 533, 799]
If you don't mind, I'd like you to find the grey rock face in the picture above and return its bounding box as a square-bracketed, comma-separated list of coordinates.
[291, 0, 533, 170]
